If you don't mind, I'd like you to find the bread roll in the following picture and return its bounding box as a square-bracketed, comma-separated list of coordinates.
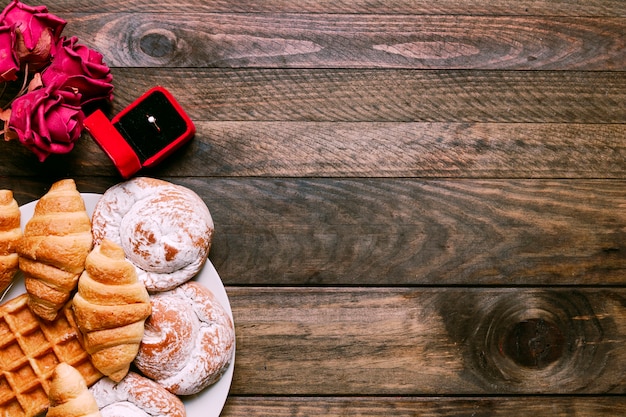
[0, 190, 21, 295]
[134, 281, 235, 395]
[73, 239, 151, 382]
[91, 177, 214, 292]
[89, 372, 185, 417]
[18, 179, 93, 320]
[47, 363, 102, 417]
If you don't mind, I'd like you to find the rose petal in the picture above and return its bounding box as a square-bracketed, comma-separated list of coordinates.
[6, 85, 85, 161]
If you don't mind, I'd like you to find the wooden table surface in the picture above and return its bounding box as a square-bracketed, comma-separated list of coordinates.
[2, 0, 626, 415]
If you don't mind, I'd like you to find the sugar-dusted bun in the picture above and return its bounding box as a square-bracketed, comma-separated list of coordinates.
[89, 372, 185, 417]
[91, 177, 214, 292]
[134, 281, 235, 395]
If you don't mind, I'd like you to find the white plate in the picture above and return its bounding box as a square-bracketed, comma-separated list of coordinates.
[10, 193, 234, 417]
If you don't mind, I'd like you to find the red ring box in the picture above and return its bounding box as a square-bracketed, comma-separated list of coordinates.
[84, 86, 195, 178]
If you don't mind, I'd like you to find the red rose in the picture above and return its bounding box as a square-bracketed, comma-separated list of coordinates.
[41, 36, 113, 105]
[0, 24, 19, 82]
[3, 85, 84, 161]
[0, 0, 66, 70]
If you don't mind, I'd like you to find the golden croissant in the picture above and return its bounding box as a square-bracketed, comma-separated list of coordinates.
[47, 363, 102, 417]
[72, 239, 151, 382]
[0, 190, 21, 295]
[18, 179, 93, 321]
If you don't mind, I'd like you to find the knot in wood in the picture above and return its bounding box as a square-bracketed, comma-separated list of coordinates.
[501, 318, 564, 368]
[140, 29, 177, 58]
[438, 290, 612, 392]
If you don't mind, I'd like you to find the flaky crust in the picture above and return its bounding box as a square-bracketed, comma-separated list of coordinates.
[0, 190, 21, 295]
[91, 177, 214, 292]
[18, 179, 93, 321]
[73, 239, 151, 382]
[134, 281, 235, 395]
[47, 363, 102, 417]
[89, 372, 185, 417]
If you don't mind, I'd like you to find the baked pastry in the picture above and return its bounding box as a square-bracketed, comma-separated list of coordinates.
[89, 372, 185, 417]
[72, 239, 151, 382]
[18, 179, 93, 321]
[134, 281, 235, 395]
[0, 190, 21, 295]
[47, 363, 102, 417]
[0, 294, 102, 417]
[91, 177, 214, 292]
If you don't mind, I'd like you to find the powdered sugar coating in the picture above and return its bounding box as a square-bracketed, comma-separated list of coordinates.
[99, 402, 145, 417]
[90, 372, 186, 417]
[91, 177, 214, 292]
[134, 281, 235, 396]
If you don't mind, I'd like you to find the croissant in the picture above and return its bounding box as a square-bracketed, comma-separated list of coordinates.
[47, 362, 102, 417]
[18, 179, 93, 321]
[0, 190, 21, 295]
[72, 239, 151, 382]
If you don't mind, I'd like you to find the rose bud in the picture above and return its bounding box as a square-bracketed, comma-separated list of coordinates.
[41, 36, 113, 106]
[0, 0, 66, 70]
[3, 85, 84, 161]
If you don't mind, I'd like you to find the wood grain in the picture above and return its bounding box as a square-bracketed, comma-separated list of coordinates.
[47, 0, 626, 16]
[170, 122, 626, 178]
[223, 396, 626, 416]
[202, 178, 626, 286]
[228, 287, 626, 395]
[104, 69, 625, 123]
[64, 13, 625, 70]
[2, 122, 625, 179]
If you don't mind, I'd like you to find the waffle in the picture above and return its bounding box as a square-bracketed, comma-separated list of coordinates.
[0, 293, 102, 417]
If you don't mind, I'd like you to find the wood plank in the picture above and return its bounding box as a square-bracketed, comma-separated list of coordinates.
[223, 396, 626, 416]
[2, 122, 625, 179]
[7, 178, 625, 286]
[227, 287, 626, 395]
[66, 14, 625, 70]
[105, 69, 626, 124]
[167, 122, 626, 178]
[203, 178, 626, 286]
[47, 0, 626, 16]
[6, 70, 620, 127]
